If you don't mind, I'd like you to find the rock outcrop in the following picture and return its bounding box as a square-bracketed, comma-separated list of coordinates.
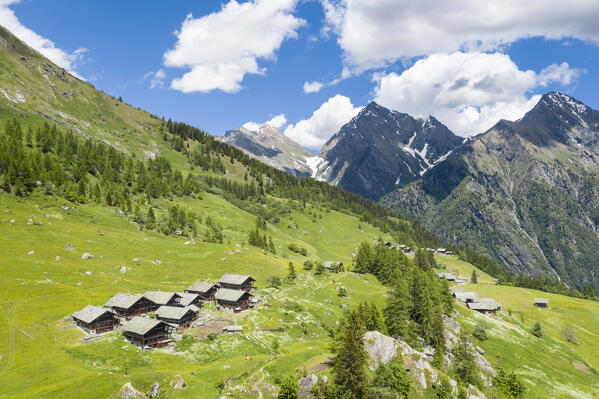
[119, 383, 147, 399]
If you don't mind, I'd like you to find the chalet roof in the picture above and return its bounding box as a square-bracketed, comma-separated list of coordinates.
[219, 274, 255, 286]
[155, 306, 197, 321]
[122, 316, 164, 335]
[215, 288, 249, 302]
[323, 261, 343, 268]
[476, 297, 497, 304]
[223, 325, 244, 332]
[186, 280, 216, 293]
[449, 288, 463, 294]
[467, 302, 501, 311]
[104, 293, 144, 309]
[73, 305, 111, 324]
[454, 292, 477, 301]
[143, 291, 180, 305]
[534, 298, 549, 304]
[177, 292, 199, 306]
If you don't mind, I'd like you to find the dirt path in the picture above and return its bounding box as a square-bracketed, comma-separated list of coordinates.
[573, 362, 592, 374]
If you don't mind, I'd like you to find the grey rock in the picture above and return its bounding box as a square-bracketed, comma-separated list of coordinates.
[170, 375, 187, 389]
[81, 252, 94, 260]
[298, 374, 318, 399]
[119, 383, 147, 399]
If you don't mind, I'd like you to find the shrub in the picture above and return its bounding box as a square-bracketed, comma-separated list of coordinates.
[338, 287, 347, 297]
[303, 260, 313, 271]
[494, 369, 525, 398]
[562, 326, 578, 344]
[473, 321, 488, 341]
[267, 276, 282, 289]
[531, 321, 543, 338]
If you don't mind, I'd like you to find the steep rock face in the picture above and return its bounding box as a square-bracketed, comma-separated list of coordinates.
[313, 102, 463, 200]
[382, 92, 599, 290]
[219, 124, 315, 177]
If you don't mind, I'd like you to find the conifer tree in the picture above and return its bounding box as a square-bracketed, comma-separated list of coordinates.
[287, 261, 296, 281]
[353, 241, 373, 273]
[384, 275, 410, 338]
[146, 207, 156, 230]
[315, 262, 325, 275]
[471, 270, 478, 284]
[268, 236, 276, 254]
[532, 321, 543, 338]
[334, 310, 368, 399]
[277, 375, 299, 399]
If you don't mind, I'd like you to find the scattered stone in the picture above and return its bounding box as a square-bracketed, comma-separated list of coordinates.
[150, 382, 160, 398]
[170, 375, 187, 390]
[184, 241, 192, 245]
[56, 256, 60, 261]
[119, 382, 147, 399]
[476, 347, 485, 355]
[467, 384, 487, 399]
[81, 252, 94, 260]
[64, 244, 73, 250]
[120, 266, 127, 274]
[152, 260, 161, 265]
[27, 219, 33, 225]
[321, 376, 328, 384]
[9, 219, 14, 223]
[85, 271, 92, 276]
[133, 258, 142, 262]
[298, 374, 318, 399]
[223, 365, 231, 369]
[171, 333, 183, 341]
[27, 251, 34, 255]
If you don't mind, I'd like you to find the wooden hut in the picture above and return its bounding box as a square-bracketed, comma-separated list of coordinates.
[143, 291, 182, 307]
[185, 281, 218, 300]
[467, 301, 501, 315]
[155, 306, 198, 330]
[323, 261, 344, 273]
[104, 293, 156, 318]
[215, 288, 252, 311]
[218, 274, 255, 291]
[122, 317, 170, 348]
[223, 325, 244, 334]
[72, 305, 119, 334]
[534, 298, 549, 308]
[454, 291, 477, 303]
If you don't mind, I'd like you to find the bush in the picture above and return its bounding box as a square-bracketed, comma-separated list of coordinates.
[473, 321, 488, 341]
[303, 260, 313, 271]
[288, 243, 308, 256]
[531, 321, 543, 338]
[338, 287, 347, 297]
[267, 276, 282, 289]
[562, 326, 578, 344]
[494, 369, 525, 398]
[315, 262, 325, 275]
[277, 375, 299, 399]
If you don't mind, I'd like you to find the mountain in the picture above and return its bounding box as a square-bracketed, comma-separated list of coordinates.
[219, 124, 315, 176]
[382, 92, 599, 290]
[312, 102, 464, 200]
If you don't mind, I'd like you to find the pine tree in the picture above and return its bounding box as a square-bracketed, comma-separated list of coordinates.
[287, 261, 296, 281]
[532, 321, 543, 338]
[315, 262, 325, 275]
[353, 241, 373, 273]
[277, 375, 299, 399]
[471, 270, 478, 284]
[384, 277, 409, 338]
[146, 207, 156, 230]
[410, 267, 436, 344]
[268, 236, 276, 254]
[452, 331, 481, 387]
[334, 310, 368, 399]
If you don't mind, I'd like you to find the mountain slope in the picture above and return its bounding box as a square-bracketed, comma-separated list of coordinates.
[382, 92, 599, 290]
[313, 102, 463, 200]
[219, 124, 315, 177]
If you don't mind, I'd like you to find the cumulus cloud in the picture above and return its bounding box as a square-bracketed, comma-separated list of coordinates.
[143, 69, 166, 89]
[243, 113, 288, 131]
[284, 95, 362, 149]
[0, 0, 87, 78]
[323, 0, 599, 71]
[303, 81, 324, 93]
[164, 0, 305, 93]
[373, 52, 582, 136]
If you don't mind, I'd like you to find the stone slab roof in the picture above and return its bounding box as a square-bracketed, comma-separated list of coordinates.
[72, 305, 111, 324]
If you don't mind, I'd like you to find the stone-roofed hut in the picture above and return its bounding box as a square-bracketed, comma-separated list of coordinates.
[454, 291, 477, 303]
[155, 306, 198, 330]
[143, 291, 182, 307]
[104, 293, 156, 319]
[223, 325, 244, 334]
[215, 288, 252, 311]
[534, 298, 549, 308]
[323, 261, 344, 273]
[218, 274, 255, 291]
[122, 317, 170, 348]
[185, 281, 218, 300]
[72, 305, 119, 334]
[467, 301, 501, 314]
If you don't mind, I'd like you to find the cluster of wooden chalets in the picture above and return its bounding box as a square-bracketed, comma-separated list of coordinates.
[450, 288, 502, 315]
[70, 273, 256, 349]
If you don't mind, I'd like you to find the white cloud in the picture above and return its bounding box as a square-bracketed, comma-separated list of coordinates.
[323, 0, 599, 71]
[284, 94, 362, 149]
[243, 113, 288, 131]
[373, 52, 581, 136]
[143, 69, 166, 89]
[0, 0, 87, 78]
[164, 0, 305, 93]
[303, 81, 324, 93]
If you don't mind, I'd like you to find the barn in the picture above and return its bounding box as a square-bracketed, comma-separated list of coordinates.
[122, 317, 170, 348]
[72, 305, 119, 334]
[185, 281, 218, 300]
[155, 306, 199, 330]
[104, 293, 156, 318]
[215, 288, 252, 311]
[218, 274, 255, 291]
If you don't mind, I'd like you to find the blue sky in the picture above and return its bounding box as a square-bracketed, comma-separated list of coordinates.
[2, 0, 599, 150]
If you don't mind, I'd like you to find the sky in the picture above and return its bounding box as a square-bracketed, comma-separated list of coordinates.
[2, 0, 599, 150]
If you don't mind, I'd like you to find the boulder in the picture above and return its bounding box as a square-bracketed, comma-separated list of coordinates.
[467, 384, 487, 399]
[27, 251, 34, 255]
[170, 375, 187, 389]
[150, 382, 160, 398]
[81, 252, 94, 260]
[120, 266, 127, 274]
[363, 331, 399, 370]
[298, 374, 318, 399]
[119, 383, 147, 399]
[152, 260, 161, 265]
[64, 244, 73, 250]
